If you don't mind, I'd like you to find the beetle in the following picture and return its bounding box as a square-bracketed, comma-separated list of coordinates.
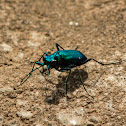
[20, 43, 126, 99]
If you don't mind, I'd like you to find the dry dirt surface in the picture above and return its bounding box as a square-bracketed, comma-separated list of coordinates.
[0, 0, 126, 126]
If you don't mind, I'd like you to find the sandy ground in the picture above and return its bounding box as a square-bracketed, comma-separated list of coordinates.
[0, 0, 126, 125]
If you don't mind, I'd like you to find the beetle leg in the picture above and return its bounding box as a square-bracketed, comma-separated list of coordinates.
[56, 67, 71, 97]
[47, 65, 50, 77]
[44, 65, 50, 92]
[75, 45, 79, 50]
[56, 43, 64, 51]
[76, 67, 94, 100]
[65, 69, 71, 97]
[57, 68, 71, 72]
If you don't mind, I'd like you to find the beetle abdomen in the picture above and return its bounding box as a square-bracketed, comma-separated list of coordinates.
[58, 50, 87, 67]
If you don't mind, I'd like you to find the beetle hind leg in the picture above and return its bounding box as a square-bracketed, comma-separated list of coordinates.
[76, 67, 94, 100]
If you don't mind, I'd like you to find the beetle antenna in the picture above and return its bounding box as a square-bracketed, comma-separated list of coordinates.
[85, 58, 126, 65]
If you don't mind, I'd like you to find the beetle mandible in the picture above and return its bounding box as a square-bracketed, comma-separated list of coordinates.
[20, 43, 126, 99]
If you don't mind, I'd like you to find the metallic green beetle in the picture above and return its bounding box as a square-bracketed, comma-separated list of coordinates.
[21, 43, 126, 99]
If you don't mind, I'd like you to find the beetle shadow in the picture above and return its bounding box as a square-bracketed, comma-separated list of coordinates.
[44, 69, 88, 105]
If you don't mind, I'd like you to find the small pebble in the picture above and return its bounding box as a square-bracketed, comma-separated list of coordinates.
[105, 74, 117, 82]
[75, 107, 86, 116]
[115, 50, 121, 56]
[116, 66, 123, 71]
[0, 86, 13, 93]
[9, 120, 18, 126]
[69, 21, 73, 26]
[37, 75, 45, 83]
[117, 116, 121, 120]
[106, 100, 115, 111]
[87, 122, 95, 126]
[17, 110, 33, 119]
[0, 115, 3, 124]
[45, 96, 54, 103]
[36, 124, 42, 126]
[75, 22, 79, 26]
[57, 110, 84, 125]
[35, 91, 39, 96]
[89, 116, 99, 123]
[54, 70, 61, 77]
[28, 41, 41, 47]
[0, 43, 13, 52]
[16, 99, 28, 106]
[14, 53, 24, 61]
[18, 53, 24, 59]
[7, 92, 16, 99]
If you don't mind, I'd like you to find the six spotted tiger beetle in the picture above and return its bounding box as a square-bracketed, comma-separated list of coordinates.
[20, 43, 126, 99]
